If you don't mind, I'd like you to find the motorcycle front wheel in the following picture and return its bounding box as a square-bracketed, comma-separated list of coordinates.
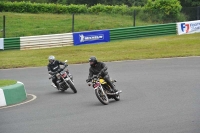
[95, 89, 109, 105]
[67, 80, 77, 93]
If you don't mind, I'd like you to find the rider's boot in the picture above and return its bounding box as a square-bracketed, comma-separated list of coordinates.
[51, 82, 57, 88]
[110, 84, 118, 93]
[113, 88, 119, 93]
[56, 81, 61, 90]
[111, 85, 122, 94]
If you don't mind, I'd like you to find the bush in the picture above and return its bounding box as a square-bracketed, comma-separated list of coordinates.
[88, 4, 105, 14]
[0, 1, 87, 14]
[144, 0, 182, 22]
[88, 4, 138, 15]
[66, 4, 87, 14]
[0, 1, 186, 22]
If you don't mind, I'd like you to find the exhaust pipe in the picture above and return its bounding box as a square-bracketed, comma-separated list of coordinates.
[107, 90, 122, 95]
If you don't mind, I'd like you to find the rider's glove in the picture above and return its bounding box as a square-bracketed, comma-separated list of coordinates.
[97, 72, 102, 77]
[49, 71, 57, 75]
[86, 79, 91, 83]
[98, 70, 104, 77]
[49, 71, 54, 75]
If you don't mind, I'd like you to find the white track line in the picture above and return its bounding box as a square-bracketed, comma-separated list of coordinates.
[0, 94, 37, 109]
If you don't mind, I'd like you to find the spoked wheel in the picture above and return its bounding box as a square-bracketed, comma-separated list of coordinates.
[95, 89, 109, 105]
[67, 80, 77, 93]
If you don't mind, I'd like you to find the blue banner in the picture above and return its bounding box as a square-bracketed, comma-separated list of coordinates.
[73, 30, 110, 46]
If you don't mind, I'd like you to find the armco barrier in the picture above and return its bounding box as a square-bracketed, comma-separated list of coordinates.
[0, 81, 27, 106]
[1, 23, 177, 50]
[110, 23, 177, 41]
[4, 37, 20, 50]
[20, 33, 73, 50]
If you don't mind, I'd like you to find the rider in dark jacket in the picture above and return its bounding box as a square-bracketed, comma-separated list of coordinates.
[47, 55, 67, 89]
[86, 56, 118, 93]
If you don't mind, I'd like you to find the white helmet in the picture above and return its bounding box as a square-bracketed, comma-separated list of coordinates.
[48, 55, 55, 64]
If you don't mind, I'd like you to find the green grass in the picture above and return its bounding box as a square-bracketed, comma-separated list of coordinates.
[0, 33, 200, 69]
[0, 12, 153, 38]
[0, 80, 17, 87]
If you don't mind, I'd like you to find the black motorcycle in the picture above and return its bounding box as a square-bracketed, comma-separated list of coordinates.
[49, 60, 77, 93]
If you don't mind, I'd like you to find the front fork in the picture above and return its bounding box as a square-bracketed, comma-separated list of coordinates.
[63, 75, 74, 86]
[95, 85, 106, 96]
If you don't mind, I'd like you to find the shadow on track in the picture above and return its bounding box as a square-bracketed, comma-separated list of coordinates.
[47, 90, 76, 95]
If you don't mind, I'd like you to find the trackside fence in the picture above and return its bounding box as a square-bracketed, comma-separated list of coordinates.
[20, 33, 73, 50]
[110, 23, 176, 41]
[0, 23, 177, 50]
[4, 37, 20, 50]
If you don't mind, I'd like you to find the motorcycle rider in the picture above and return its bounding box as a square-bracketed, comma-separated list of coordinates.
[47, 55, 72, 89]
[86, 56, 119, 93]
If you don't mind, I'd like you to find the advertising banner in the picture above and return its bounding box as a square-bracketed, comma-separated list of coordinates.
[73, 30, 110, 46]
[177, 20, 200, 35]
[0, 38, 4, 50]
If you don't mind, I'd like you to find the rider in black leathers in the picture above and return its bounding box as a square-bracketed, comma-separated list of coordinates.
[86, 56, 118, 93]
[47, 55, 67, 89]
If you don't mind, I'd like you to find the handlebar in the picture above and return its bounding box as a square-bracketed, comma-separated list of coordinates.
[86, 75, 100, 84]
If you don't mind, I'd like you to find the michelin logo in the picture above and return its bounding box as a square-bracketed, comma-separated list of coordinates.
[79, 34, 104, 42]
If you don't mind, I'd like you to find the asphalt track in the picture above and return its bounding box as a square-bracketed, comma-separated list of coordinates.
[0, 57, 200, 133]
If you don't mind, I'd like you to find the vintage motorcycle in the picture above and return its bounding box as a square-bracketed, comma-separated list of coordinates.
[49, 60, 77, 93]
[87, 75, 121, 105]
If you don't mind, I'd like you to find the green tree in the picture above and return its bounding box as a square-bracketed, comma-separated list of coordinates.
[145, 0, 182, 22]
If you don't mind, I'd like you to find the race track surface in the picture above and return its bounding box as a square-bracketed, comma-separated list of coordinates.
[0, 57, 200, 133]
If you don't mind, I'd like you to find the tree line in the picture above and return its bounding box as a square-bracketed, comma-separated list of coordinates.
[2, 0, 200, 7]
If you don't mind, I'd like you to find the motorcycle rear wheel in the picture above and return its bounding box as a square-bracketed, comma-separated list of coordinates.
[67, 80, 77, 93]
[95, 89, 109, 105]
[114, 93, 120, 101]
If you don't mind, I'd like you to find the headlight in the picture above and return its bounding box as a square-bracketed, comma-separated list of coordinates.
[56, 73, 61, 79]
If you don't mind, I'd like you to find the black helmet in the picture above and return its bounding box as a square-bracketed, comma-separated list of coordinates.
[48, 55, 55, 64]
[89, 56, 97, 67]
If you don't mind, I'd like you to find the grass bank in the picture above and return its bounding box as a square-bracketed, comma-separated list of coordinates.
[0, 12, 153, 38]
[0, 33, 200, 69]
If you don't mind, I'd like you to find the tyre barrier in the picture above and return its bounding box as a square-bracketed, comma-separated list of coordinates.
[0, 81, 27, 107]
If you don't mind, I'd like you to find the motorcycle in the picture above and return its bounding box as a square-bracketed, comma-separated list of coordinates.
[87, 75, 122, 105]
[49, 60, 77, 93]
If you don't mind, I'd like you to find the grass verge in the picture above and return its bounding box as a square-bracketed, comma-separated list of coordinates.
[0, 33, 200, 69]
[0, 80, 17, 88]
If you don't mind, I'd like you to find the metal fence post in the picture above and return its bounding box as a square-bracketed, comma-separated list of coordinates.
[133, 10, 136, 27]
[3, 15, 5, 38]
[72, 13, 74, 32]
[197, 6, 200, 20]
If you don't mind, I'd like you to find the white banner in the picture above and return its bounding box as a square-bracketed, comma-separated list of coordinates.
[177, 20, 200, 35]
[0, 38, 4, 50]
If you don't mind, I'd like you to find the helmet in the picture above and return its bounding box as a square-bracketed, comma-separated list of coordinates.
[89, 56, 97, 67]
[48, 55, 55, 64]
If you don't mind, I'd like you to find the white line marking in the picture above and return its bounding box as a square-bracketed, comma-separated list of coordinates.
[0, 94, 37, 109]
